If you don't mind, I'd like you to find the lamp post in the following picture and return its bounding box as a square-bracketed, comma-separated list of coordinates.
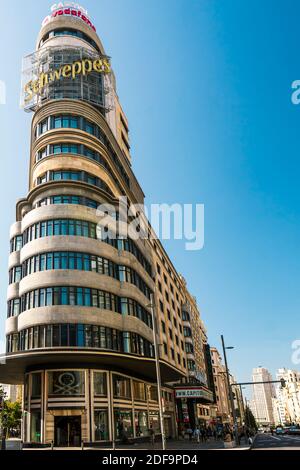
[221, 335, 239, 445]
[148, 294, 166, 450]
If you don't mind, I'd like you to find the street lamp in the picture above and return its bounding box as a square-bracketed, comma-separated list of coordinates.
[148, 294, 166, 450]
[221, 335, 239, 445]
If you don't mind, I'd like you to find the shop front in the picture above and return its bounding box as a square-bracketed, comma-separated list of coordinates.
[23, 368, 176, 446]
[175, 385, 214, 434]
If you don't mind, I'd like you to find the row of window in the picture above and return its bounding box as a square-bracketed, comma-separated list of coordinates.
[26, 370, 162, 404]
[35, 143, 123, 193]
[35, 195, 100, 209]
[35, 113, 130, 187]
[18, 218, 152, 275]
[36, 142, 108, 165]
[40, 28, 100, 51]
[14, 251, 152, 299]
[36, 169, 114, 197]
[6, 324, 154, 357]
[19, 286, 152, 328]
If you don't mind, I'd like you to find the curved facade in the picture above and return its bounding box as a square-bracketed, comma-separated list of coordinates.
[2, 9, 183, 446]
[1, 5, 216, 447]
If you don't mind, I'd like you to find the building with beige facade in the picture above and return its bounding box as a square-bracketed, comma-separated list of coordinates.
[210, 347, 231, 423]
[0, 5, 214, 446]
[250, 367, 276, 427]
[273, 368, 300, 426]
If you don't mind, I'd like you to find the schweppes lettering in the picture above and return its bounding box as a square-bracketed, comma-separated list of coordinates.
[24, 57, 111, 103]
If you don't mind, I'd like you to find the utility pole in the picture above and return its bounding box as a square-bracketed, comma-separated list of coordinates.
[239, 385, 246, 423]
[221, 335, 239, 445]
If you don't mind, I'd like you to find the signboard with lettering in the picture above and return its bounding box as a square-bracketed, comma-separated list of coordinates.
[175, 387, 214, 402]
[20, 46, 112, 112]
[42, 3, 96, 31]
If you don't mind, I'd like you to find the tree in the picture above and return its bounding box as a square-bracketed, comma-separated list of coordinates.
[0, 394, 22, 439]
[244, 405, 258, 432]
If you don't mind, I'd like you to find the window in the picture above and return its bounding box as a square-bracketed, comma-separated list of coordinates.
[183, 326, 192, 337]
[114, 409, 133, 439]
[182, 310, 190, 322]
[149, 386, 158, 402]
[10, 235, 22, 253]
[40, 29, 100, 52]
[149, 412, 160, 433]
[161, 321, 166, 334]
[113, 375, 131, 399]
[134, 411, 148, 437]
[48, 370, 85, 396]
[94, 372, 107, 396]
[31, 373, 42, 398]
[187, 360, 196, 371]
[30, 411, 41, 443]
[133, 381, 146, 401]
[94, 410, 109, 441]
[185, 342, 194, 354]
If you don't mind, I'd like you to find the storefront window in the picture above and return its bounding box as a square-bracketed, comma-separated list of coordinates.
[48, 371, 85, 396]
[114, 409, 133, 439]
[30, 411, 41, 442]
[31, 372, 42, 398]
[113, 375, 131, 399]
[94, 372, 107, 396]
[94, 410, 109, 441]
[149, 411, 160, 433]
[133, 381, 146, 401]
[149, 385, 158, 402]
[134, 411, 148, 437]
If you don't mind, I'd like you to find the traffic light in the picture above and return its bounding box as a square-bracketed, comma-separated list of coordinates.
[280, 378, 286, 388]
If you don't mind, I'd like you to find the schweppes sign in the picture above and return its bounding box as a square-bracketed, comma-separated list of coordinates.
[24, 56, 111, 104]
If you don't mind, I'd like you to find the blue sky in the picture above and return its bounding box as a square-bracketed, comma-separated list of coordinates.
[0, 0, 300, 395]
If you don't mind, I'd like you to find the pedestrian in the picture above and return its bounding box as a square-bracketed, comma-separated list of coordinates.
[149, 425, 155, 447]
[223, 424, 233, 448]
[194, 427, 200, 443]
[187, 427, 193, 441]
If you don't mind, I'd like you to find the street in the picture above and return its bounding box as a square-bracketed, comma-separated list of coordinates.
[251, 433, 300, 450]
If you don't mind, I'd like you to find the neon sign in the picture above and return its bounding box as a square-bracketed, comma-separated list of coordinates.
[42, 3, 96, 31]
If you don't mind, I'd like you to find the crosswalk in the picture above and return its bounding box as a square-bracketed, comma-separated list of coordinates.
[252, 433, 300, 449]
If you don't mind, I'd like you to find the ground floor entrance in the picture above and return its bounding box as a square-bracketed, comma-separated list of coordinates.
[54, 416, 81, 447]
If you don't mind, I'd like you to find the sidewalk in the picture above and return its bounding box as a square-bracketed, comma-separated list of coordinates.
[22, 437, 252, 451]
[114, 438, 250, 451]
